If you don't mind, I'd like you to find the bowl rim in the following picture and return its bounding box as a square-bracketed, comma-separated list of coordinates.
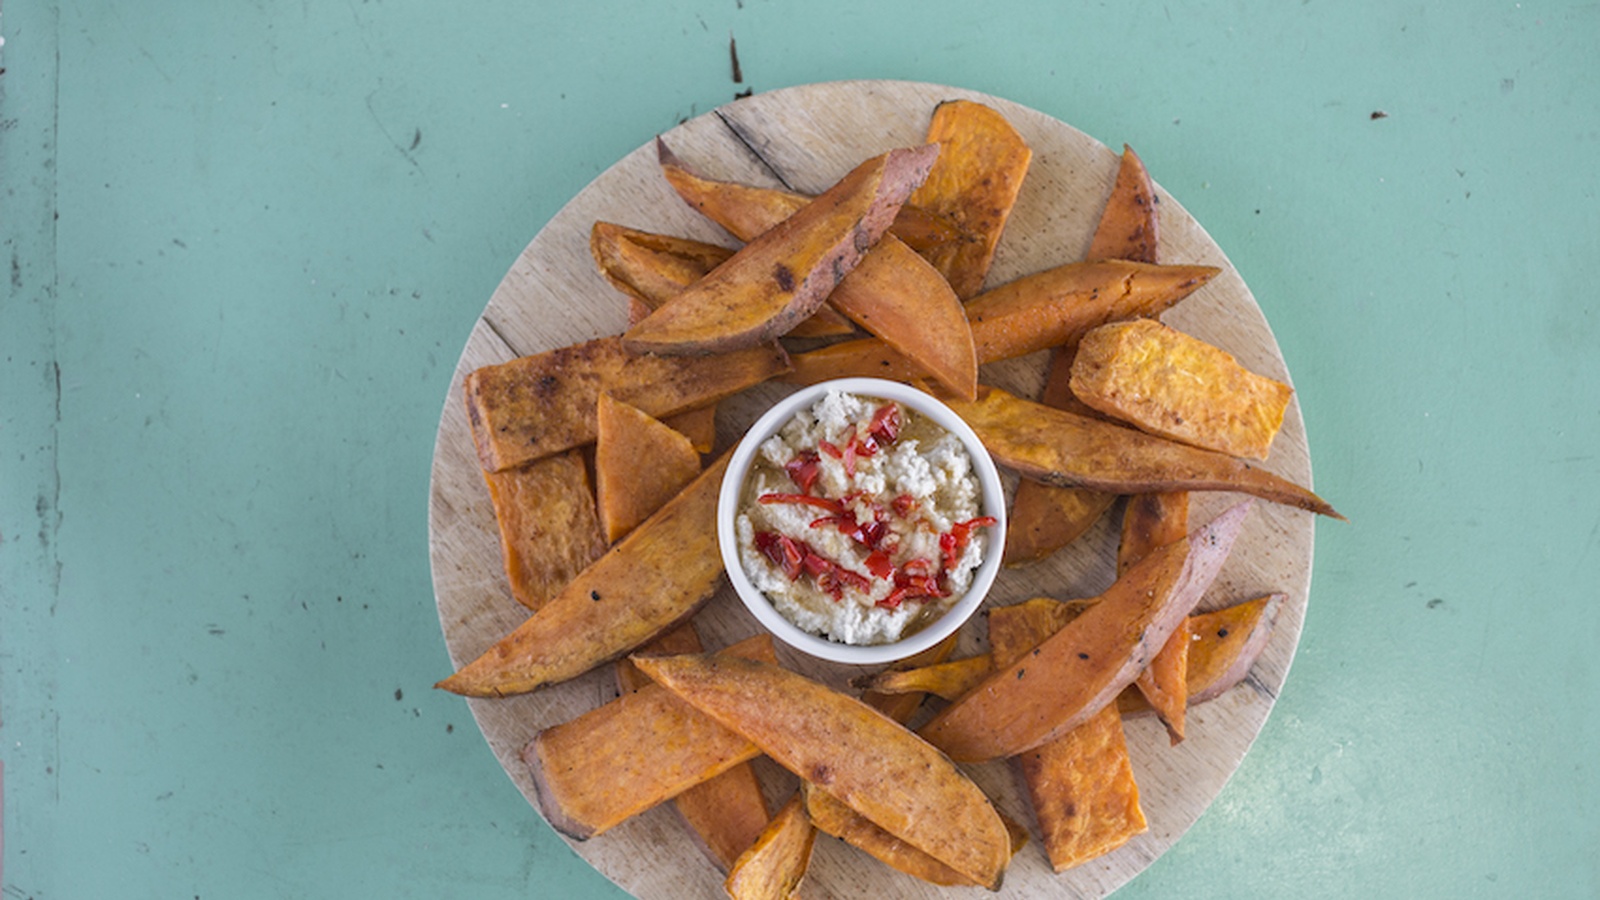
[716, 377, 1007, 666]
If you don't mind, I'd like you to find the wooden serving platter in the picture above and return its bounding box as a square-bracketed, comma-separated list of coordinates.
[429, 80, 1318, 898]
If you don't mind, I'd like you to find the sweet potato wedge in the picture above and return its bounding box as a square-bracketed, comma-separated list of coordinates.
[783, 259, 1218, 386]
[1167, 591, 1285, 708]
[463, 336, 788, 473]
[860, 632, 960, 724]
[1005, 146, 1160, 565]
[919, 502, 1251, 762]
[624, 144, 939, 354]
[633, 653, 1011, 891]
[662, 404, 717, 454]
[616, 624, 771, 874]
[522, 634, 776, 840]
[480, 449, 608, 611]
[989, 598, 1147, 871]
[656, 146, 977, 399]
[725, 793, 815, 900]
[801, 782, 1028, 888]
[435, 453, 731, 697]
[590, 221, 855, 338]
[853, 653, 994, 703]
[595, 393, 703, 543]
[1071, 318, 1295, 461]
[908, 99, 1033, 299]
[945, 386, 1342, 519]
[1121, 491, 1192, 743]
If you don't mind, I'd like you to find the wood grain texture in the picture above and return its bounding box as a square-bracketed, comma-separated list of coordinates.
[429, 81, 1318, 899]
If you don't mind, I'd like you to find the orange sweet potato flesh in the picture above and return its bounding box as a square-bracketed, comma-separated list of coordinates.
[656, 145, 977, 399]
[595, 393, 702, 544]
[1071, 318, 1295, 461]
[624, 144, 939, 355]
[853, 653, 994, 703]
[634, 653, 1012, 891]
[616, 627, 771, 874]
[480, 449, 608, 611]
[725, 793, 815, 900]
[590, 221, 855, 338]
[783, 259, 1218, 386]
[522, 634, 776, 840]
[1005, 146, 1160, 565]
[946, 386, 1343, 519]
[435, 453, 731, 697]
[662, 404, 717, 454]
[1172, 591, 1285, 707]
[919, 502, 1251, 762]
[1121, 491, 1192, 743]
[909, 99, 1033, 299]
[988, 598, 1148, 871]
[463, 336, 788, 473]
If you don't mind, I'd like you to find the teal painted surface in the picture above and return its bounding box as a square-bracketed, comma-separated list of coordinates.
[1, 1, 1596, 897]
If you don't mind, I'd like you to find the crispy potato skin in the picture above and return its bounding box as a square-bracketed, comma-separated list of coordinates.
[1070, 318, 1295, 461]
[634, 654, 1012, 891]
[463, 336, 788, 473]
[435, 453, 731, 697]
[624, 144, 939, 355]
[947, 386, 1342, 519]
[919, 503, 1251, 762]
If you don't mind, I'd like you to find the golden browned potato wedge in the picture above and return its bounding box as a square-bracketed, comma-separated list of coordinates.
[919, 502, 1251, 762]
[724, 793, 815, 900]
[633, 653, 1012, 891]
[589, 221, 856, 338]
[655, 145, 977, 399]
[1070, 318, 1295, 461]
[1120, 491, 1192, 743]
[435, 453, 731, 697]
[783, 259, 1218, 386]
[521, 634, 776, 840]
[624, 144, 939, 354]
[615, 629, 771, 874]
[909, 99, 1033, 299]
[595, 393, 702, 544]
[946, 386, 1342, 518]
[480, 449, 608, 611]
[463, 336, 788, 473]
[1006, 145, 1161, 565]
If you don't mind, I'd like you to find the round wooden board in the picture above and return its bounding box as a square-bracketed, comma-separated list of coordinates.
[429, 80, 1317, 899]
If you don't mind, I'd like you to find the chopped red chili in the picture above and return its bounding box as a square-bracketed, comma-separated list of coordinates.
[782, 451, 821, 494]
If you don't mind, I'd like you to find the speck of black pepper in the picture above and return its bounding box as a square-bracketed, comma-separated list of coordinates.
[1077, 652, 1089, 660]
[1016, 668, 1026, 679]
[1216, 628, 1230, 638]
[590, 590, 602, 601]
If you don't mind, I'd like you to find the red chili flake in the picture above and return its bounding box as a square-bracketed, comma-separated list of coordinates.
[891, 494, 917, 517]
[818, 440, 843, 460]
[868, 403, 901, 445]
[865, 548, 894, 579]
[783, 451, 821, 494]
[758, 492, 844, 514]
[939, 515, 998, 575]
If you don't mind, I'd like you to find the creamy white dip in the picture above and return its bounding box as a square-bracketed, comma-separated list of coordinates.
[736, 389, 992, 645]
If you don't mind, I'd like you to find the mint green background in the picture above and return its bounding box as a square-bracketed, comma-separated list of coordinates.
[3, 2, 1596, 897]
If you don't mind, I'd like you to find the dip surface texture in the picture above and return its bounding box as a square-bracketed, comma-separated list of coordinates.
[736, 389, 991, 645]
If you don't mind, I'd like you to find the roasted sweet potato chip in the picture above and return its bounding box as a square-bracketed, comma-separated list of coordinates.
[656, 145, 977, 399]
[908, 99, 1033, 298]
[522, 634, 776, 840]
[946, 386, 1342, 518]
[633, 653, 1012, 890]
[784, 259, 1218, 386]
[435, 453, 731, 697]
[919, 502, 1250, 761]
[480, 449, 608, 610]
[616, 626, 770, 874]
[590, 221, 855, 338]
[1071, 318, 1295, 461]
[463, 336, 787, 473]
[595, 393, 702, 544]
[624, 144, 939, 354]
[725, 793, 815, 900]
[1005, 146, 1160, 565]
